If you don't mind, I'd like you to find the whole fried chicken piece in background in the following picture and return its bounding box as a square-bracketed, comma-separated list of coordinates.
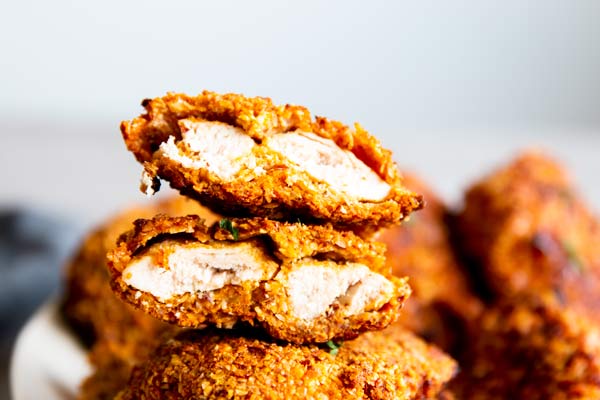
[450, 152, 600, 399]
[450, 295, 600, 399]
[115, 322, 457, 400]
[61, 195, 218, 399]
[108, 215, 410, 344]
[456, 151, 600, 320]
[121, 91, 423, 232]
[378, 174, 482, 354]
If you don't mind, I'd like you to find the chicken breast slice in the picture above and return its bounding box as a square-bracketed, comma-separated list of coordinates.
[121, 91, 423, 231]
[108, 215, 410, 344]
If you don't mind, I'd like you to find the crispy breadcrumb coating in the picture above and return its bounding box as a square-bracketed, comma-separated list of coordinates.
[457, 151, 600, 319]
[61, 196, 218, 400]
[121, 91, 423, 231]
[379, 174, 482, 353]
[450, 295, 600, 399]
[108, 215, 411, 344]
[115, 323, 457, 400]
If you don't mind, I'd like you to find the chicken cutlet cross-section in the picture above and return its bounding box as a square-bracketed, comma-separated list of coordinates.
[121, 91, 423, 230]
[107, 215, 410, 344]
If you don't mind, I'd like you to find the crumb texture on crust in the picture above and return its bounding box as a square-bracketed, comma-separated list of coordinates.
[115, 323, 457, 400]
[121, 91, 423, 229]
[108, 215, 409, 343]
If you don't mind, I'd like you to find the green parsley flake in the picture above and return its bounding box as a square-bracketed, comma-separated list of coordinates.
[325, 340, 343, 355]
[219, 219, 239, 240]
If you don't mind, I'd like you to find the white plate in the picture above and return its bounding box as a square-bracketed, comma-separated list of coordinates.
[10, 299, 92, 400]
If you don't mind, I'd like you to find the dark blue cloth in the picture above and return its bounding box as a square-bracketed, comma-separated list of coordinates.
[0, 209, 81, 400]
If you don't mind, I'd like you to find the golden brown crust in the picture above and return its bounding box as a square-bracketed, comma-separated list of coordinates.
[457, 151, 600, 320]
[108, 215, 410, 344]
[61, 196, 218, 399]
[115, 323, 457, 400]
[450, 295, 600, 399]
[378, 174, 482, 353]
[121, 91, 423, 230]
[113, 214, 388, 274]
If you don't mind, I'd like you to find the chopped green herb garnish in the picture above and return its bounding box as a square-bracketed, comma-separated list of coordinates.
[325, 340, 343, 355]
[563, 240, 584, 273]
[219, 219, 239, 240]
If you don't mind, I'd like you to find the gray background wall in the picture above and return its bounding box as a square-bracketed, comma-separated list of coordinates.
[1, 0, 599, 226]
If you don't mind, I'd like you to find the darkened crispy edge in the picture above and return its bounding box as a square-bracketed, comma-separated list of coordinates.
[120, 91, 424, 230]
[107, 215, 409, 343]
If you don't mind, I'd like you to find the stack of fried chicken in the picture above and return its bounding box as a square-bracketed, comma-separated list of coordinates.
[63, 91, 459, 399]
[62, 91, 600, 400]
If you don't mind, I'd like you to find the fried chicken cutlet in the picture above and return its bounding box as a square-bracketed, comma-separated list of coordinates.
[121, 91, 423, 231]
[115, 323, 457, 400]
[61, 195, 218, 399]
[457, 151, 600, 319]
[379, 174, 482, 354]
[107, 215, 411, 344]
[450, 295, 600, 399]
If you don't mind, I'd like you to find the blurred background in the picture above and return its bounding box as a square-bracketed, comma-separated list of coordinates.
[1, 1, 599, 398]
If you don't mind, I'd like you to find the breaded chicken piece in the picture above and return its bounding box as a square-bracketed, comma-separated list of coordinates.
[108, 215, 411, 344]
[115, 323, 457, 400]
[451, 295, 600, 399]
[77, 343, 140, 400]
[121, 91, 423, 231]
[61, 196, 218, 400]
[378, 174, 482, 353]
[457, 151, 600, 318]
